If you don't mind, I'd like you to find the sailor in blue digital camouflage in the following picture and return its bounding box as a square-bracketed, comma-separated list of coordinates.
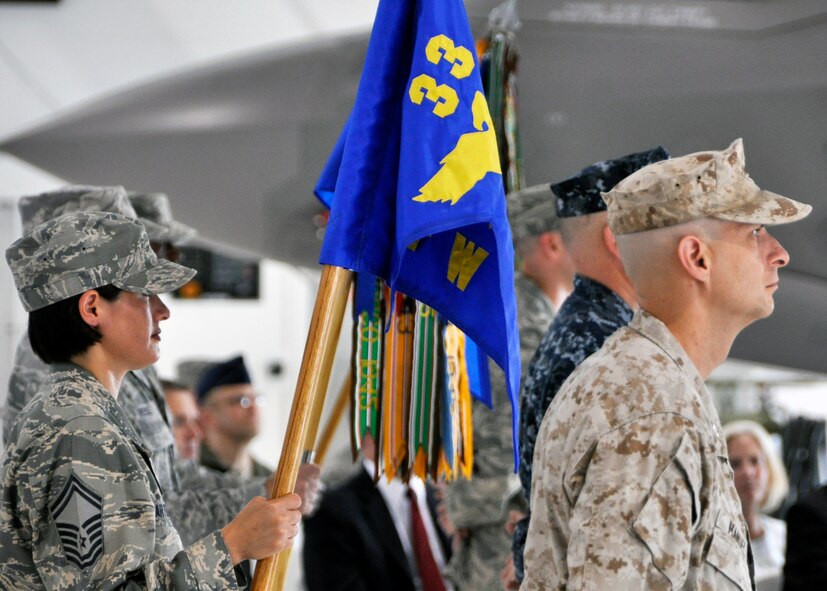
[0, 210, 303, 589]
[521, 139, 812, 590]
[0, 187, 266, 543]
[443, 183, 573, 590]
[511, 147, 668, 583]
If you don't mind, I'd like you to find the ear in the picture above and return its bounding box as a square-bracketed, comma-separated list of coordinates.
[536, 232, 562, 258]
[77, 290, 102, 329]
[677, 235, 711, 283]
[602, 224, 622, 261]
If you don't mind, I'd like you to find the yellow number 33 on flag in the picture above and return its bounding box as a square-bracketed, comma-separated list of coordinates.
[408, 35, 474, 118]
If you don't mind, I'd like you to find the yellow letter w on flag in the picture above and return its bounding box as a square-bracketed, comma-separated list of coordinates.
[447, 232, 489, 291]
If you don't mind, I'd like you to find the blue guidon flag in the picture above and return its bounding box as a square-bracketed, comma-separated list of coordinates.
[316, 0, 521, 462]
[50, 474, 104, 570]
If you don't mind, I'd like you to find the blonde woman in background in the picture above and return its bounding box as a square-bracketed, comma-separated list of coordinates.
[724, 420, 790, 587]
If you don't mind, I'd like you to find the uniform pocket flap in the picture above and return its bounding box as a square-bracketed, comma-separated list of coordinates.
[632, 432, 700, 587]
[705, 525, 751, 591]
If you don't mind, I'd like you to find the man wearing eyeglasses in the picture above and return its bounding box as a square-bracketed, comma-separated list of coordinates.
[196, 355, 272, 478]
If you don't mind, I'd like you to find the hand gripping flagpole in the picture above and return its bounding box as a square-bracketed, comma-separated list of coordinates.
[251, 265, 353, 591]
[268, 369, 355, 589]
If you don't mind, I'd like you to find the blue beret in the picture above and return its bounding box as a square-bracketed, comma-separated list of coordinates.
[196, 355, 251, 402]
[552, 146, 670, 218]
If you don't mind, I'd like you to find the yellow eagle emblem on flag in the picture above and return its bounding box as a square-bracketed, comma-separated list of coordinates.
[412, 91, 501, 205]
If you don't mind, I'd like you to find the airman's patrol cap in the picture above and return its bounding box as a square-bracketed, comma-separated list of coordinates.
[6, 210, 196, 312]
[602, 139, 812, 235]
[129, 192, 196, 245]
[552, 146, 670, 218]
[507, 183, 560, 243]
[18, 185, 165, 236]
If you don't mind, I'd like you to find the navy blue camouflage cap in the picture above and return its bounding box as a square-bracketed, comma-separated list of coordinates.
[196, 355, 251, 403]
[18, 185, 167, 236]
[552, 146, 670, 218]
[507, 183, 560, 243]
[129, 192, 196, 245]
[6, 210, 196, 312]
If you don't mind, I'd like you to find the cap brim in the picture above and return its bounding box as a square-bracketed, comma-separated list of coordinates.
[113, 259, 196, 295]
[714, 190, 812, 227]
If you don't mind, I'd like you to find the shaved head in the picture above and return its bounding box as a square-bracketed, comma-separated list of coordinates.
[616, 218, 724, 286]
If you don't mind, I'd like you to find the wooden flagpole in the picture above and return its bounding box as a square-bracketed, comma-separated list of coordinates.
[267, 368, 355, 590]
[251, 265, 353, 591]
[314, 368, 354, 465]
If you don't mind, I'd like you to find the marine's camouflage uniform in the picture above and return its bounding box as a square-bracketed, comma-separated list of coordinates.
[522, 311, 752, 590]
[0, 364, 242, 589]
[444, 272, 554, 590]
[513, 275, 632, 578]
[2, 336, 262, 545]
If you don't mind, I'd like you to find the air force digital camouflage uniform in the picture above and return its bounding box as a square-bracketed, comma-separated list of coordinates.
[443, 184, 558, 590]
[4, 333, 259, 546]
[513, 148, 667, 579]
[1, 366, 240, 589]
[522, 139, 812, 589]
[1, 187, 263, 545]
[0, 210, 246, 588]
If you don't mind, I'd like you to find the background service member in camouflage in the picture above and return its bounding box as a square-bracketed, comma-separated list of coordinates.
[442, 182, 573, 590]
[0, 210, 303, 589]
[521, 139, 811, 590]
[509, 147, 668, 585]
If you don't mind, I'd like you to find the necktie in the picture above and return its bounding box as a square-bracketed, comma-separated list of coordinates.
[406, 487, 447, 591]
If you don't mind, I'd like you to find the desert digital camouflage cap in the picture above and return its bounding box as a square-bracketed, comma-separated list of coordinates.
[602, 138, 812, 235]
[507, 183, 560, 243]
[552, 146, 670, 218]
[6, 210, 197, 312]
[129, 192, 196, 245]
[17, 185, 163, 236]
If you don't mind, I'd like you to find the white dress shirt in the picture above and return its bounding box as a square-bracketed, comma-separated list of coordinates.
[362, 459, 452, 590]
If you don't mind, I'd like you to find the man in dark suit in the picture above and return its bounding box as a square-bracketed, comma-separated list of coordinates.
[783, 484, 827, 590]
[303, 435, 453, 591]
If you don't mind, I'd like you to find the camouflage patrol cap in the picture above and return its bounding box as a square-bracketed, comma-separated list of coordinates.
[602, 138, 812, 235]
[176, 359, 216, 392]
[552, 146, 670, 218]
[6, 210, 196, 312]
[17, 185, 166, 236]
[129, 192, 196, 245]
[507, 183, 560, 243]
